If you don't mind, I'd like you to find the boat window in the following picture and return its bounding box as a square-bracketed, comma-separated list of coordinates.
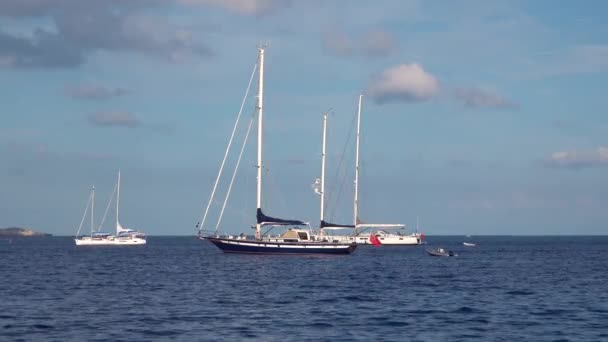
[297, 232, 308, 240]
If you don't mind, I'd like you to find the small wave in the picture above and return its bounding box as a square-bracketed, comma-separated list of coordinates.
[378, 321, 409, 327]
[341, 295, 376, 302]
[141, 329, 183, 337]
[506, 290, 535, 296]
[455, 334, 484, 339]
[530, 309, 571, 316]
[453, 306, 480, 314]
[407, 309, 444, 315]
[469, 325, 489, 331]
[33, 324, 54, 330]
[308, 322, 334, 329]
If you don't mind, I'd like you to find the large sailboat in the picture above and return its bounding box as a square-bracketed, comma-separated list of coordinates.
[314, 111, 355, 240]
[329, 95, 424, 246]
[74, 171, 146, 246]
[198, 47, 356, 255]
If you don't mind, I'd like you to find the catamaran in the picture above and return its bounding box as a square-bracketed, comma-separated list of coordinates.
[197, 47, 356, 255]
[74, 171, 146, 246]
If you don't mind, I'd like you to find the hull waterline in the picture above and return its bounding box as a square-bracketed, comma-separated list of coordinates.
[202, 236, 356, 255]
[74, 237, 146, 246]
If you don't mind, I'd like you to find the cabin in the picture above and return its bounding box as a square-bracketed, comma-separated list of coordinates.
[279, 229, 310, 242]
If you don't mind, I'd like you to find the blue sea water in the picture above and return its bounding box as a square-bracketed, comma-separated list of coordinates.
[1, 236, 607, 341]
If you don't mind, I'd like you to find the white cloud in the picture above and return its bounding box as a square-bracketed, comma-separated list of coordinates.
[322, 29, 396, 58]
[453, 87, 517, 109]
[367, 63, 440, 104]
[546, 146, 608, 169]
[66, 83, 128, 101]
[89, 111, 141, 128]
[321, 30, 353, 57]
[0, 55, 15, 67]
[0, 1, 212, 69]
[179, 0, 285, 15]
[530, 44, 608, 77]
[362, 30, 396, 57]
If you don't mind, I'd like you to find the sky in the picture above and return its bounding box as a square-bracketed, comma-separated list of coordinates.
[1, 0, 607, 236]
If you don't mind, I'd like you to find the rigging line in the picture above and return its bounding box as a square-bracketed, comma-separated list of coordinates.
[264, 162, 289, 217]
[215, 110, 256, 233]
[75, 190, 93, 237]
[97, 181, 117, 232]
[197, 62, 258, 232]
[326, 109, 358, 221]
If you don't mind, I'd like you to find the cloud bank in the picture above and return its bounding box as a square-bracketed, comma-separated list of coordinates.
[367, 64, 440, 104]
[0, 0, 212, 69]
[453, 87, 518, 109]
[322, 29, 397, 58]
[66, 83, 129, 101]
[179, 0, 288, 15]
[545, 146, 608, 169]
[367, 64, 517, 109]
[89, 111, 141, 128]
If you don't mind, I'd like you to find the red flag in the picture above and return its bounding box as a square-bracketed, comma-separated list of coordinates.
[369, 233, 381, 247]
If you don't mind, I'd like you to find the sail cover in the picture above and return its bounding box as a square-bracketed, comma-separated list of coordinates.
[320, 220, 355, 229]
[257, 208, 305, 226]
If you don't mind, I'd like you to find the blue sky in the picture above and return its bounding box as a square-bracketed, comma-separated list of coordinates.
[1, 0, 607, 235]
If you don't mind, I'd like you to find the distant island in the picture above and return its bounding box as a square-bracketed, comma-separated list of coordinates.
[0, 227, 52, 237]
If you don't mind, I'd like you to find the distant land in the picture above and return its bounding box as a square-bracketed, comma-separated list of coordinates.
[0, 227, 52, 237]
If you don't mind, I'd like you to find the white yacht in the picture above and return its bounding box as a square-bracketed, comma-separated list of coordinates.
[321, 95, 424, 246]
[74, 171, 146, 246]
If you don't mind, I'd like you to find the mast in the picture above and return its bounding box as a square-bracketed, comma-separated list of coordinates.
[353, 94, 363, 233]
[91, 185, 95, 235]
[116, 169, 120, 235]
[320, 111, 328, 228]
[255, 47, 265, 240]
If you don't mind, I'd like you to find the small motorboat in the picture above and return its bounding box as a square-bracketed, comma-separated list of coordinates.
[463, 242, 476, 247]
[426, 247, 457, 257]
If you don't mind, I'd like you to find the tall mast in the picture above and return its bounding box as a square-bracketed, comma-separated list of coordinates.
[255, 47, 265, 240]
[320, 111, 328, 226]
[116, 169, 120, 235]
[91, 185, 95, 235]
[353, 95, 363, 232]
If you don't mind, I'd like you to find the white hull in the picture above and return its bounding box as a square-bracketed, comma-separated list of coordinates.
[74, 171, 146, 247]
[75, 236, 146, 246]
[325, 233, 422, 245]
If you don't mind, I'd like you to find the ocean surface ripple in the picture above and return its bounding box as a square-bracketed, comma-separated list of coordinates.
[1, 236, 607, 341]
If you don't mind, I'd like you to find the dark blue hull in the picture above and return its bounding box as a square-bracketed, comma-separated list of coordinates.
[203, 237, 357, 255]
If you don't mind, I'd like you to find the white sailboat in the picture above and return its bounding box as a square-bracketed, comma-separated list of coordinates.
[315, 110, 356, 240]
[330, 95, 424, 245]
[74, 171, 146, 246]
[197, 47, 356, 255]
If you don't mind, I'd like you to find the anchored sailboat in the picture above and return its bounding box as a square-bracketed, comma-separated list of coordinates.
[197, 47, 356, 255]
[315, 110, 355, 240]
[334, 95, 424, 245]
[74, 171, 146, 246]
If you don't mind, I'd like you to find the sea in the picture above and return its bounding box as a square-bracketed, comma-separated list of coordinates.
[1, 236, 607, 341]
